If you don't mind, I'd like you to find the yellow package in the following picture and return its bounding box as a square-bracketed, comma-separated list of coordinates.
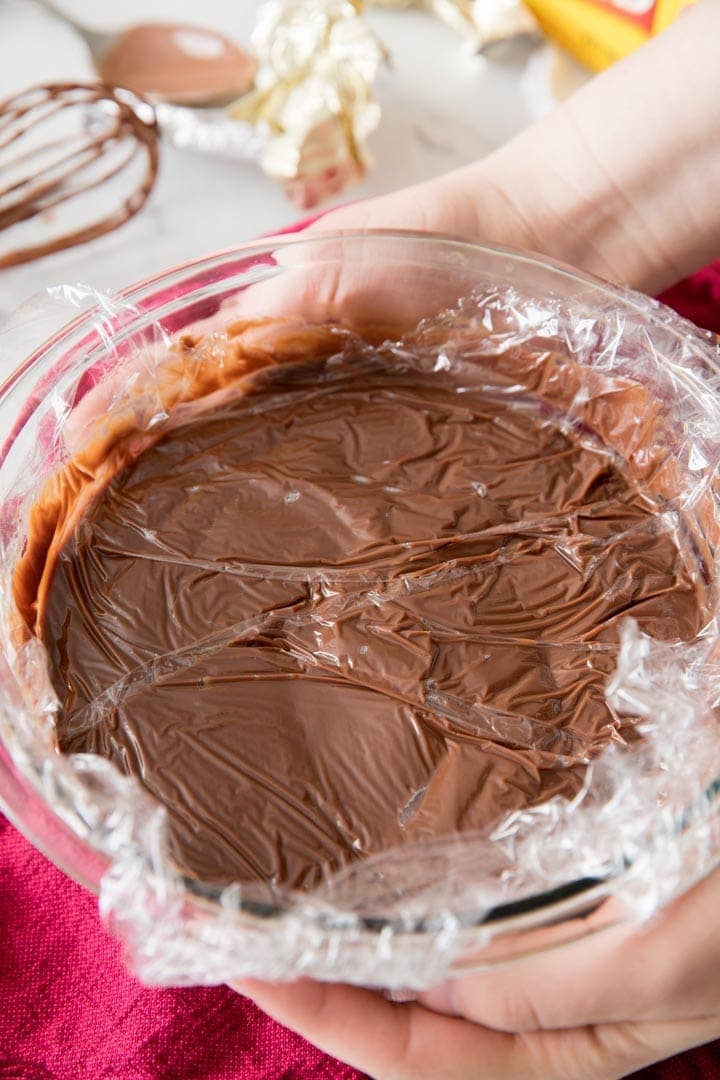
[523, 0, 695, 70]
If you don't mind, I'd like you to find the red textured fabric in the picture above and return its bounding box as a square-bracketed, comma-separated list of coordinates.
[1, 256, 720, 1080]
[657, 260, 720, 336]
[0, 816, 364, 1080]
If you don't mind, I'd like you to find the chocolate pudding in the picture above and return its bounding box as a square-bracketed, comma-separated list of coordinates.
[17, 318, 708, 893]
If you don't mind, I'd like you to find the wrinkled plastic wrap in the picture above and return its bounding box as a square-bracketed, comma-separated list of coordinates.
[230, 0, 385, 209]
[373, 0, 537, 48]
[1, 254, 720, 989]
[226, 0, 536, 207]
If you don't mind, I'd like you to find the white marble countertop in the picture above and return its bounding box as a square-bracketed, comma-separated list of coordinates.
[0, 0, 577, 337]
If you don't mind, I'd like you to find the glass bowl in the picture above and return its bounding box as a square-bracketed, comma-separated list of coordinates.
[1, 230, 720, 988]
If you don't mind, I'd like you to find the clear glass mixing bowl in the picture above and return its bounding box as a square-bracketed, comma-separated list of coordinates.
[1, 231, 719, 987]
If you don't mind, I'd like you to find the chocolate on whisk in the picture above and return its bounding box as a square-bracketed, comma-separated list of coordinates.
[0, 82, 159, 268]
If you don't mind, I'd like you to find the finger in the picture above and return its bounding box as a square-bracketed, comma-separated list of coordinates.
[230, 229, 483, 335]
[233, 977, 414, 1078]
[511, 1014, 720, 1080]
[419, 868, 720, 1032]
[598, 1015, 720, 1074]
[232, 978, 720, 1080]
[232, 976, 539, 1080]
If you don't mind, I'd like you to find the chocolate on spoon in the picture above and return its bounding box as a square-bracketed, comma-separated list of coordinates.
[99, 24, 258, 106]
[35, 1, 257, 107]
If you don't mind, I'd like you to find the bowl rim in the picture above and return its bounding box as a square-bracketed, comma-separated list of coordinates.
[5, 227, 717, 402]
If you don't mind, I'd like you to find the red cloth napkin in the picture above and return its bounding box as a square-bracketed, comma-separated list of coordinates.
[2, 260, 720, 1080]
[658, 263, 720, 337]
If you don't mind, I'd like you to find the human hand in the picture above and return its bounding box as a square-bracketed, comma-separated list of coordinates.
[301, 0, 720, 298]
[234, 866, 720, 1080]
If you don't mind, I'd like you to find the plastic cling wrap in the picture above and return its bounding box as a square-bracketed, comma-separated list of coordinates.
[1, 234, 720, 989]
